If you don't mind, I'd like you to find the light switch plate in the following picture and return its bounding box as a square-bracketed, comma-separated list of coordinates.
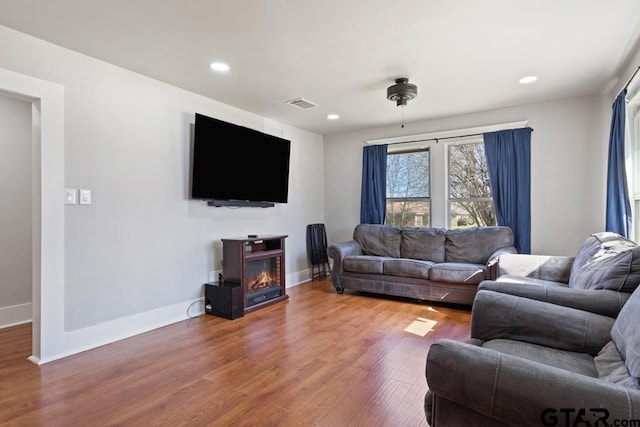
[79, 189, 91, 205]
[64, 188, 77, 205]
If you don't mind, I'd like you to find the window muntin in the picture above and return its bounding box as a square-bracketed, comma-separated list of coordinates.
[385, 149, 430, 227]
[447, 141, 496, 228]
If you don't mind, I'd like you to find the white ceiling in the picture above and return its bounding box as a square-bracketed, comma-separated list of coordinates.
[1, 0, 640, 135]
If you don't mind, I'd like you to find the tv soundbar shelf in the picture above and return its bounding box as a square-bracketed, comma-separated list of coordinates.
[221, 235, 288, 314]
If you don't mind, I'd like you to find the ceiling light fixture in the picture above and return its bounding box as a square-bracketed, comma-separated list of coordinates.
[519, 75, 538, 84]
[327, 114, 340, 120]
[387, 77, 418, 106]
[209, 62, 230, 72]
[387, 77, 418, 128]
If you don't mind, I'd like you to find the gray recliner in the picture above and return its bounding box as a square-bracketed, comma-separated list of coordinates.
[478, 231, 640, 317]
[425, 288, 640, 426]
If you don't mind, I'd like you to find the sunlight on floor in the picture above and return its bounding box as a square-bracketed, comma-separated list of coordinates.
[404, 317, 438, 337]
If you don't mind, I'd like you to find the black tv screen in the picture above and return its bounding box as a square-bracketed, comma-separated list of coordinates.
[191, 113, 291, 205]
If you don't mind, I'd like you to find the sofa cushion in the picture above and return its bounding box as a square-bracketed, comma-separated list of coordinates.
[400, 228, 446, 262]
[594, 341, 639, 389]
[611, 286, 640, 382]
[343, 256, 387, 274]
[383, 258, 433, 279]
[445, 226, 514, 264]
[481, 339, 598, 378]
[353, 224, 402, 258]
[495, 275, 570, 288]
[569, 232, 640, 292]
[429, 262, 486, 284]
[570, 232, 624, 278]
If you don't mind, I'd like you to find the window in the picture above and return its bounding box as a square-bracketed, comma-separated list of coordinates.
[447, 141, 496, 229]
[385, 148, 430, 227]
[632, 106, 640, 243]
[623, 76, 640, 242]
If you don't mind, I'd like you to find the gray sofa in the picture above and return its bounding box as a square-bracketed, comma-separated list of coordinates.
[479, 231, 640, 317]
[327, 224, 517, 305]
[425, 288, 640, 426]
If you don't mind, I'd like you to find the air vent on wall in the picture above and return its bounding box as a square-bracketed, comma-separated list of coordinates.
[285, 97, 318, 109]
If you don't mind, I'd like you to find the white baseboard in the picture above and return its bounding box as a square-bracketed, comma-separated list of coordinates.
[45, 270, 316, 362]
[0, 302, 32, 329]
[287, 268, 313, 288]
[61, 299, 205, 360]
[287, 266, 331, 288]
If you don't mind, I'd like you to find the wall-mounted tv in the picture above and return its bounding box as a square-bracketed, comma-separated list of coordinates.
[191, 113, 291, 207]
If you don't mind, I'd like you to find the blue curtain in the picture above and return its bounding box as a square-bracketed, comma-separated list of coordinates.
[605, 90, 631, 238]
[360, 144, 387, 224]
[484, 128, 532, 253]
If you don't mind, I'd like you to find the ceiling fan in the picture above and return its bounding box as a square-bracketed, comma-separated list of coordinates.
[387, 77, 417, 127]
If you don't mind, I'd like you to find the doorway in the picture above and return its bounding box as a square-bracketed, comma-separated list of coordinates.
[0, 68, 65, 364]
[0, 94, 32, 334]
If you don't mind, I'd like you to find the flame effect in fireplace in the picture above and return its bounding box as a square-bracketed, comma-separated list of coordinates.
[249, 271, 275, 290]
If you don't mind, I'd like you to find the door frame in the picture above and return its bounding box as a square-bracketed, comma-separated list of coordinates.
[0, 68, 64, 364]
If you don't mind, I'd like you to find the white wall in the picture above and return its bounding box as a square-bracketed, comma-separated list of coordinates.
[324, 94, 610, 256]
[0, 94, 32, 327]
[0, 25, 324, 351]
[613, 44, 640, 98]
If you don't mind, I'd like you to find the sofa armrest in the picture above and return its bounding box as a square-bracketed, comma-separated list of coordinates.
[327, 241, 362, 289]
[426, 339, 639, 426]
[478, 280, 630, 318]
[497, 253, 574, 283]
[471, 291, 614, 355]
[486, 246, 518, 279]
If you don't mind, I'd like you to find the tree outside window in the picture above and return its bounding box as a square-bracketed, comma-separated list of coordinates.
[385, 149, 430, 227]
[448, 142, 496, 228]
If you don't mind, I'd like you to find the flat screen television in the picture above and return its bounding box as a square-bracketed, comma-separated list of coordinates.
[191, 113, 291, 207]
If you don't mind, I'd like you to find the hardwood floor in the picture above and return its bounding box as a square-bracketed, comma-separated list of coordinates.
[0, 278, 471, 427]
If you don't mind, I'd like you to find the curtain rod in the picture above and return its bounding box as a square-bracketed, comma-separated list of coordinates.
[620, 65, 640, 96]
[371, 128, 534, 147]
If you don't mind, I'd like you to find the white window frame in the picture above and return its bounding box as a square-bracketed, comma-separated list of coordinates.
[631, 105, 640, 243]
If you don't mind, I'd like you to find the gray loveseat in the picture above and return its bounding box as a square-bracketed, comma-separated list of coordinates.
[327, 224, 516, 305]
[479, 231, 640, 317]
[425, 288, 640, 426]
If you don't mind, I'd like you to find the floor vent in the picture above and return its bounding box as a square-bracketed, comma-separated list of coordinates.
[285, 97, 318, 109]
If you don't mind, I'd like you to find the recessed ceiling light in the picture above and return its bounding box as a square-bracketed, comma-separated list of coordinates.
[519, 76, 538, 84]
[209, 62, 230, 72]
[327, 114, 340, 120]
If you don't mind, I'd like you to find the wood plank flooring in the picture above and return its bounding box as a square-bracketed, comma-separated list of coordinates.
[0, 278, 471, 427]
